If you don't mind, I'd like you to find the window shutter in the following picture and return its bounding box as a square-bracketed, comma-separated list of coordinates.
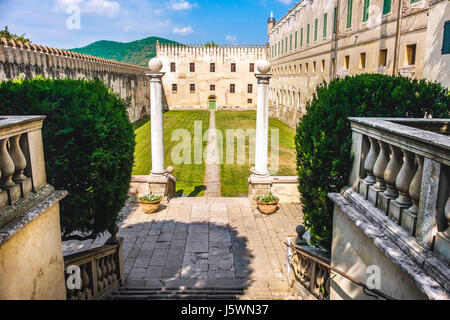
[333, 7, 337, 34]
[363, 0, 370, 22]
[347, 0, 353, 28]
[323, 13, 328, 38]
[443, 21, 450, 55]
[301, 28, 303, 46]
[383, 0, 391, 14]
[314, 19, 318, 41]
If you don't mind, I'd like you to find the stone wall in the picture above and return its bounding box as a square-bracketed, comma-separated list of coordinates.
[0, 39, 149, 123]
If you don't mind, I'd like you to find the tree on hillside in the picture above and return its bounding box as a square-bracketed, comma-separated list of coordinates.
[0, 26, 31, 44]
[205, 41, 217, 47]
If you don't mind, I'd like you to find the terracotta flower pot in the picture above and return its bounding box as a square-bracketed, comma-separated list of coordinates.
[139, 199, 161, 214]
[257, 200, 279, 215]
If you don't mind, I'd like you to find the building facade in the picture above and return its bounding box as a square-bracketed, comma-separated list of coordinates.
[268, 0, 449, 127]
[157, 42, 267, 110]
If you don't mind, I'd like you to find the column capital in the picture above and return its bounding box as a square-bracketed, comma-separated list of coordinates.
[255, 73, 273, 84]
[146, 72, 165, 81]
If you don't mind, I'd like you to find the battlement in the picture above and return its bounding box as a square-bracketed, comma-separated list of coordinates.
[157, 40, 267, 58]
[0, 38, 148, 73]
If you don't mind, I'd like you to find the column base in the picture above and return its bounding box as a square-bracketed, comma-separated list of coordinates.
[377, 192, 396, 215]
[434, 232, 450, 263]
[248, 174, 273, 205]
[148, 174, 176, 204]
[388, 200, 410, 225]
[367, 185, 384, 207]
[359, 180, 374, 200]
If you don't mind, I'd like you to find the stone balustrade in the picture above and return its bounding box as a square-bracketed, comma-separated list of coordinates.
[349, 118, 450, 263]
[0, 116, 48, 227]
[64, 240, 124, 300]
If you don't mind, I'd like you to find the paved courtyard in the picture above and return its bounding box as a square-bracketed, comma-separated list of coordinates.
[63, 197, 303, 298]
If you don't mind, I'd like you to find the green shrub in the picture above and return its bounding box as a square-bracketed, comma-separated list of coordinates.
[296, 74, 449, 250]
[0, 77, 136, 239]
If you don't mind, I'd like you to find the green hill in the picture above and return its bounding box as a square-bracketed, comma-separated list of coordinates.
[69, 37, 179, 67]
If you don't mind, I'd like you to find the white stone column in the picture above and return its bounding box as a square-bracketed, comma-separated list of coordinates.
[249, 60, 273, 203]
[253, 72, 271, 177]
[144, 58, 176, 202]
[147, 71, 166, 176]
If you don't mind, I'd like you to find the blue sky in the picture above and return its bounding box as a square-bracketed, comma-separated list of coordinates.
[0, 0, 296, 49]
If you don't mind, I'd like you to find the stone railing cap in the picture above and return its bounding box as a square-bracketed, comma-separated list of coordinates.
[0, 115, 46, 129]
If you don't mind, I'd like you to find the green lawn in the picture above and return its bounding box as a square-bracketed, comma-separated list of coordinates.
[215, 111, 297, 197]
[133, 110, 210, 197]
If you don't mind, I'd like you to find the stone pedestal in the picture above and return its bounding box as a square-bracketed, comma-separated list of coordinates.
[359, 180, 373, 200]
[389, 200, 410, 225]
[367, 185, 382, 206]
[148, 174, 176, 204]
[434, 232, 449, 263]
[249, 175, 273, 204]
[377, 192, 395, 215]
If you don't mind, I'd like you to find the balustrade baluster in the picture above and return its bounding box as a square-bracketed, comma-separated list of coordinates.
[360, 137, 380, 199]
[389, 150, 416, 225]
[100, 257, 108, 288]
[378, 145, 403, 214]
[110, 254, 118, 281]
[0, 138, 16, 188]
[402, 155, 424, 236]
[97, 259, 103, 291]
[9, 135, 27, 182]
[368, 140, 390, 205]
[81, 264, 90, 300]
[105, 255, 112, 284]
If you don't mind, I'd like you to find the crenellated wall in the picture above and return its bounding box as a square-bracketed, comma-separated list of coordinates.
[0, 38, 150, 123]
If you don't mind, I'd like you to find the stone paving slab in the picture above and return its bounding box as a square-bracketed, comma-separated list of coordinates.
[63, 198, 303, 298]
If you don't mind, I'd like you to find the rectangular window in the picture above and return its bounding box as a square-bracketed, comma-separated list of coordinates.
[231, 63, 236, 72]
[323, 13, 328, 38]
[250, 63, 255, 72]
[190, 84, 195, 93]
[172, 84, 177, 93]
[190, 63, 195, 72]
[230, 84, 235, 93]
[285, 37, 288, 52]
[170, 62, 176, 72]
[210, 63, 215, 72]
[278, 42, 281, 55]
[333, 7, 338, 34]
[307, 24, 310, 44]
[379, 49, 388, 67]
[282, 39, 284, 54]
[248, 84, 253, 93]
[299, 64, 303, 73]
[314, 19, 318, 41]
[321, 59, 325, 72]
[359, 52, 366, 68]
[383, 0, 392, 15]
[347, 0, 353, 29]
[363, 0, 370, 22]
[443, 21, 450, 55]
[248, 99, 253, 104]
[313, 61, 317, 72]
[305, 63, 309, 73]
[295, 31, 298, 49]
[344, 55, 350, 70]
[300, 28, 304, 46]
[210, 85, 215, 91]
[290, 34, 293, 51]
[406, 44, 417, 65]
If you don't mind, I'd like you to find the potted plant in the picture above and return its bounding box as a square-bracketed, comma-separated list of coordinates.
[139, 193, 162, 214]
[256, 193, 279, 215]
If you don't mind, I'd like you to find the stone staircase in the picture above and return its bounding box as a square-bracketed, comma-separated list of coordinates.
[110, 278, 301, 300]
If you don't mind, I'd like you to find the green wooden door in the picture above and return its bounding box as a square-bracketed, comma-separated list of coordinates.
[209, 100, 216, 110]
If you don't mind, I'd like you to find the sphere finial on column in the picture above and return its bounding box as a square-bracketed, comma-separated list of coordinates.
[256, 60, 271, 74]
[148, 57, 163, 72]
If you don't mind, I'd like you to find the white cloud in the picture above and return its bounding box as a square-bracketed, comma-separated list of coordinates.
[153, 9, 162, 15]
[226, 35, 237, 43]
[172, 25, 194, 35]
[167, 0, 197, 10]
[52, 0, 120, 18]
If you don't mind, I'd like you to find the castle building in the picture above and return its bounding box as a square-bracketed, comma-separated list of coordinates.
[156, 42, 267, 110]
[268, 0, 450, 127]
